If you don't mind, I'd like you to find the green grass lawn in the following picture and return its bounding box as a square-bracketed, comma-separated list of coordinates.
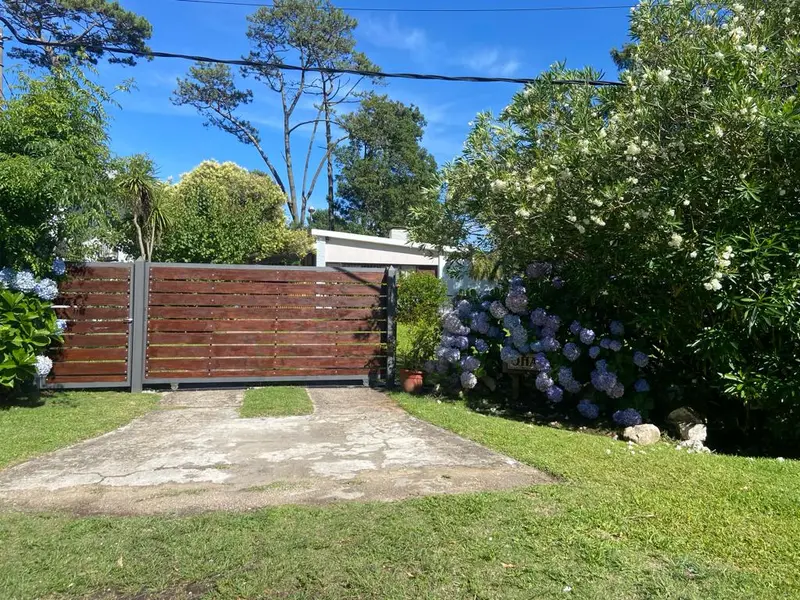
[239, 386, 314, 418]
[0, 393, 798, 599]
[0, 391, 158, 470]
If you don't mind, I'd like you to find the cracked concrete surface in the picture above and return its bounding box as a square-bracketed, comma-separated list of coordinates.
[0, 387, 552, 515]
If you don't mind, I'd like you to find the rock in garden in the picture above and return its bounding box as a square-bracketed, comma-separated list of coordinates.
[666, 407, 706, 441]
[622, 424, 661, 446]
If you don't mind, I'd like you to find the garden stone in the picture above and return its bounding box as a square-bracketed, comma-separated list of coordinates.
[622, 424, 661, 446]
[667, 407, 706, 441]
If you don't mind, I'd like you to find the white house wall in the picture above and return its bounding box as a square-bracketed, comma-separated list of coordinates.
[324, 238, 440, 268]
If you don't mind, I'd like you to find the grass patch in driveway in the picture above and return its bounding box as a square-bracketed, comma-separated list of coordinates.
[0, 392, 157, 470]
[240, 386, 313, 418]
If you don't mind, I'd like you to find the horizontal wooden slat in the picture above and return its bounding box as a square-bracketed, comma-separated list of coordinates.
[50, 362, 128, 376]
[61, 334, 129, 347]
[147, 307, 383, 320]
[58, 279, 130, 293]
[147, 357, 383, 372]
[66, 265, 131, 279]
[149, 280, 384, 295]
[47, 375, 128, 384]
[145, 369, 382, 380]
[65, 322, 129, 334]
[146, 344, 384, 359]
[56, 293, 130, 307]
[149, 267, 385, 283]
[148, 293, 383, 309]
[148, 319, 384, 333]
[55, 307, 130, 320]
[146, 331, 384, 345]
[52, 348, 128, 362]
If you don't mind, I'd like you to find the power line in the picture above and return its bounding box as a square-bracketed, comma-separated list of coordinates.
[175, 0, 635, 13]
[0, 15, 623, 86]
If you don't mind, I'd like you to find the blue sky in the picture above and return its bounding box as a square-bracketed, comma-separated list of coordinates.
[7, 0, 634, 214]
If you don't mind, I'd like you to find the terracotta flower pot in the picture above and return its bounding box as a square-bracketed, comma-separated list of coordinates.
[399, 369, 424, 394]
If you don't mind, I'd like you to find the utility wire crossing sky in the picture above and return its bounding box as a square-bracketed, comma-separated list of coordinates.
[0, 15, 624, 86]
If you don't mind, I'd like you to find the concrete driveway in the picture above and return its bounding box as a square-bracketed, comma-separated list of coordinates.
[0, 387, 552, 515]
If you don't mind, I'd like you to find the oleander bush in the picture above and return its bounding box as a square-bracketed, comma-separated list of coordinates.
[411, 0, 800, 453]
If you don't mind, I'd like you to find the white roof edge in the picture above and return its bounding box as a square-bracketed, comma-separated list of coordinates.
[311, 229, 453, 254]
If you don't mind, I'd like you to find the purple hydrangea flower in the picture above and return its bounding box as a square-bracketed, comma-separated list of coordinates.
[535, 371, 554, 391]
[503, 314, 522, 330]
[613, 408, 643, 427]
[443, 311, 470, 336]
[12, 270, 36, 293]
[600, 338, 612, 350]
[52, 257, 67, 276]
[470, 311, 490, 334]
[526, 262, 552, 279]
[595, 359, 608, 372]
[609, 340, 623, 352]
[607, 382, 625, 399]
[569, 320, 582, 335]
[0, 267, 14, 288]
[546, 385, 564, 403]
[456, 299, 473, 318]
[558, 367, 574, 385]
[591, 369, 617, 393]
[509, 275, 525, 289]
[530, 340, 543, 353]
[490, 301, 509, 320]
[579, 328, 596, 345]
[500, 346, 521, 363]
[588, 346, 601, 359]
[544, 315, 562, 332]
[480, 300, 491, 311]
[541, 337, 561, 352]
[564, 379, 583, 394]
[505, 288, 528, 314]
[634, 378, 650, 393]
[563, 342, 580, 362]
[55, 319, 68, 334]
[533, 353, 551, 372]
[423, 360, 437, 374]
[436, 347, 461, 363]
[530, 308, 548, 327]
[461, 371, 478, 389]
[552, 277, 565, 289]
[460, 356, 481, 372]
[34, 278, 58, 301]
[474, 339, 489, 353]
[610, 320, 625, 336]
[35, 355, 53, 377]
[577, 400, 600, 419]
[633, 351, 650, 368]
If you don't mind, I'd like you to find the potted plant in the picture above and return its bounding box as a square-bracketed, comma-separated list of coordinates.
[398, 321, 439, 393]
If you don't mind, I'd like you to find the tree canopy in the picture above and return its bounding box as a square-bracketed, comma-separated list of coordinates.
[0, 72, 113, 273]
[1, 0, 152, 70]
[172, 0, 378, 226]
[334, 94, 437, 237]
[156, 161, 312, 264]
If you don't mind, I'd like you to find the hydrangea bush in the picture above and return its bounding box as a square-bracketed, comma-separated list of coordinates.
[0, 259, 66, 394]
[411, 0, 800, 450]
[426, 263, 652, 425]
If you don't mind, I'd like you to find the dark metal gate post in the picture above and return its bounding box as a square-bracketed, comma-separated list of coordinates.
[129, 259, 148, 393]
[386, 267, 398, 388]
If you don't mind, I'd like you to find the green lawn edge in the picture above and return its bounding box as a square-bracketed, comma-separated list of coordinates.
[0, 391, 157, 470]
[239, 386, 314, 418]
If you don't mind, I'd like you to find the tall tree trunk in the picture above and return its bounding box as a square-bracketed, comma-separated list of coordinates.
[323, 89, 335, 231]
[281, 89, 300, 225]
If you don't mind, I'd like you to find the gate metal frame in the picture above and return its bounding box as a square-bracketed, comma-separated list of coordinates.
[127, 261, 397, 392]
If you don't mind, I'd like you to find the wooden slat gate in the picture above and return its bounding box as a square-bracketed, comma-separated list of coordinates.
[46, 262, 396, 390]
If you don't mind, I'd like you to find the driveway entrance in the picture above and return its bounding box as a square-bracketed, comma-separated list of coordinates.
[0, 388, 552, 515]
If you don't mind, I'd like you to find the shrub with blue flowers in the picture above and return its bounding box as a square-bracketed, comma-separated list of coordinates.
[428, 263, 652, 425]
[0, 259, 66, 395]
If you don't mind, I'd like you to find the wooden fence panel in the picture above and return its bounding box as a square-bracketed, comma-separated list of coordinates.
[47, 264, 132, 387]
[144, 265, 390, 383]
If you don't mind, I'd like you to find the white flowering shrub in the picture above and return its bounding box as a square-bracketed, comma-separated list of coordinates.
[412, 1, 800, 450]
[0, 259, 66, 395]
[427, 266, 652, 424]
